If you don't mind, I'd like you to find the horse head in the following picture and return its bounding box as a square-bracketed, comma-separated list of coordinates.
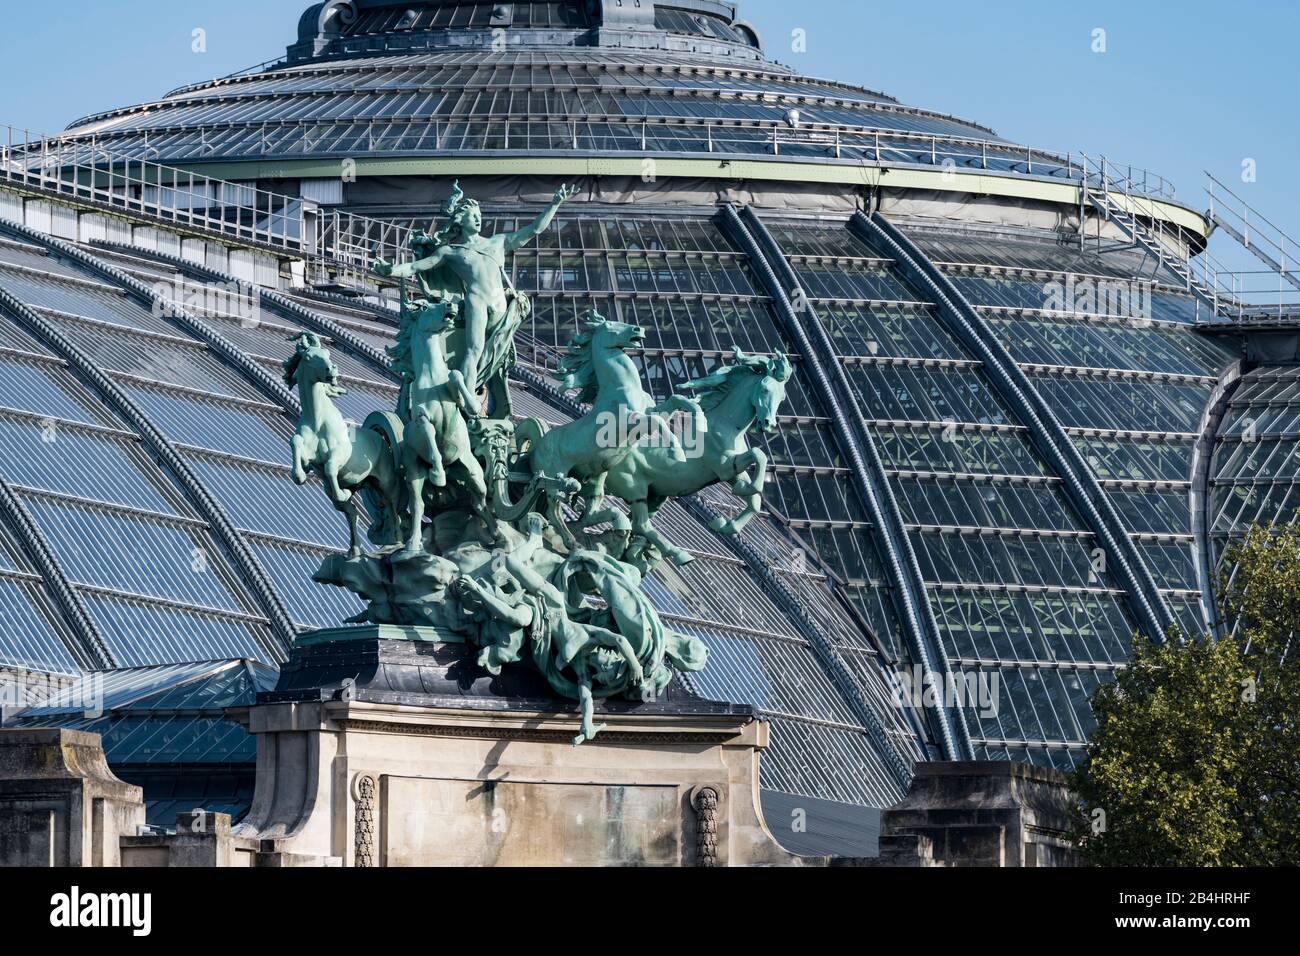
[751, 351, 792, 434]
[553, 311, 646, 401]
[583, 311, 645, 352]
[284, 332, 344, 396]
[680, 348, 791, 435]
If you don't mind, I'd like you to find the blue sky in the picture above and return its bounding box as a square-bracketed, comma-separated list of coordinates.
[1, 0, 1296, 271]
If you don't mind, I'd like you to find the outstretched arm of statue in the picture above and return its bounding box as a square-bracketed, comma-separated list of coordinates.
[504, 184, 580, 252]
[373, 246, 448, 279]
[503, 554, 565, 606]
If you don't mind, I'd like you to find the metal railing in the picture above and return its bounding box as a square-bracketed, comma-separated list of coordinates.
[0, 122, 417, 297]
[1207, 173, 1300, 294]
[1194, 270, 1300, 323]
[3, 124, 305, 249]
[161, 55, 292, 100]
[1079, 153, 1271, 322]
[42, 113, 1180, 200]
[3, 119, 1189, 308]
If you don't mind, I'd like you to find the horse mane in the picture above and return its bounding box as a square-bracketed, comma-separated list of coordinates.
[680, 349, 769, 409]
[680, 365, 750, 412]
[552, 319, 601, 403]
[387, 311, 416, 380]
[282, 349, 303, 387]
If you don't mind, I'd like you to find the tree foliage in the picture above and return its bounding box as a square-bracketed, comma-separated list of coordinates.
[1070, 523, 1300, 866]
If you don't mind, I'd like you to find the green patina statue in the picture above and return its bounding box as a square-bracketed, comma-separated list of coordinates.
[373, 180, 575, 418]
[285, 332, 406, 557]
[285, 184, 791, 742]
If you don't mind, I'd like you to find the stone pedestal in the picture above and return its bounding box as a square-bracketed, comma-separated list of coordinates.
[0, 729, 145, 867]
[845, 761, 1078, 867]
[230, 629, 800, 867]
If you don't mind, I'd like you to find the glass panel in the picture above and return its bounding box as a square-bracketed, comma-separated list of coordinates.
[0, 576, 80, 673]
[24, 496, 249, 614]
[0, 418, 177, 514]
[81, 593, 276, 667]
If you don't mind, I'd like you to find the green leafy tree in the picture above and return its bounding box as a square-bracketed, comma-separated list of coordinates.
[1070, 523, 1300, 866]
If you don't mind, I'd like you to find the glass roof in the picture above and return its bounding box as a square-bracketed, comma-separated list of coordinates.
[6, 659, 275, 829]
[1209, 365, 1300, 628]
[10, 658, 276, 719]
[0, 0, 1247, 842]
[59, 29, 1010, 170]
[0, 222, 932, 812]
[762, 214, 1238, 770]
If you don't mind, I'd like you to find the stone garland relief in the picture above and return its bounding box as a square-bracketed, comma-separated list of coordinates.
[691, 786, 721, 867]
[352, 772, 377, 868]
[285, 183, 792, 744]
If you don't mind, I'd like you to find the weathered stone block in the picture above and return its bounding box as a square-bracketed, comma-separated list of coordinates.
[383, 778, 680, 866]
[0, 729, 145, 867]
[847, 761, 1078, 867]
[120, 811, 263, 868]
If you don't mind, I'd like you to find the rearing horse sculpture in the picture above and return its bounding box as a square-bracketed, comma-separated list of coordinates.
[604, 348, 792, 566]
[512, 312, 702, 543]
[389, 298, 495, 552]
[284, 333, 405, 557]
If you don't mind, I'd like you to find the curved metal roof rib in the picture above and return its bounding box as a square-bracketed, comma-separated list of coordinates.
[1207, 365, 1300, 636]
[28, 230, 924, 809]
[722, 203, 969, 762]
[854, 212, 1175, 643]
[0, 239, 293, 665]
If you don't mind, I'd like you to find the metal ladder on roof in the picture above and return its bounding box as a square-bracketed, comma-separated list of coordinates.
[1081, 158, 1300, 325]
[1207, 172, 1300, 294]
[1079, 153, 1228, 316]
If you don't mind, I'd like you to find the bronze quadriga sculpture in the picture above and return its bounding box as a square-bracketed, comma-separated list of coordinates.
[286, 184, 790, 743]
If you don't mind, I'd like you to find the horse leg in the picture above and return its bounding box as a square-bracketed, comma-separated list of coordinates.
[646, 492, 668, 518]
[413, 415, 445, 487]
[711, 491, 758, 533]
[368, 454, 404, 547]
[630, 499, 693, 567]
[323, 457, 352, 505]
[345, 497, 364, 558]
[712, 455, 764, 536]
[290, 435, 309, 484]
[731, 447, 768, 497]
[576, 475, 631, 534]
[452, 447, 499, 542]
[406, 477, 426, 553]
[404, 452, 427, 553]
